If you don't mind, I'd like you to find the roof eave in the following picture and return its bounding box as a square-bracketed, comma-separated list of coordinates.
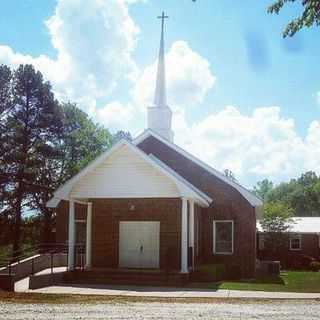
[134, 129, 263, 207]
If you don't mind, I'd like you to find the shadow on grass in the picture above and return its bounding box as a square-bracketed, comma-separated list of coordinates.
[229, 275, 285, 285]
[190, 275, 285, 291]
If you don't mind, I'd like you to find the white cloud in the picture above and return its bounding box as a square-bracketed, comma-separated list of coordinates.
[173, 106, 320, 186]
[133, 41, 216, 109]
[0, 0, 139, 114]
[97, 40, 217, 134]
[96, 101, 134, 129]
[1, 0, 319, 188]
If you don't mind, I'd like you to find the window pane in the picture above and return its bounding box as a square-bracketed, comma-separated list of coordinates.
[290, 237, 301, 250]
[215, 222, 233, 254]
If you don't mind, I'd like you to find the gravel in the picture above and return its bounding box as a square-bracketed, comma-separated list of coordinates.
[1, 300, 320, 320]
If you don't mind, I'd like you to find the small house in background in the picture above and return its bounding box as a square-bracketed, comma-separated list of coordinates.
[257, 217, 320, 269]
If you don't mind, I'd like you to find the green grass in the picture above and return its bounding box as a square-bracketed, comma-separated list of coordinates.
[190, 271, 320, 293]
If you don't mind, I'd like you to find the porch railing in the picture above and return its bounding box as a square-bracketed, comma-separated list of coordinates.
[0, 243, 85, 279]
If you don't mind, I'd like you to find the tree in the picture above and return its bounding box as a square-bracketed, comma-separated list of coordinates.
[57, 103, 113, 181]
[31, 103, 113, 243]
[112, 130, 132, 144]
[267, 171, 320, 216]
[253, 179, 274, 201]
[1, 64, 63, 254]
[268, 0, 320, 37]
[1, 64, 115, 251]
[223, 169, 237, 182]
[260, 202, 295, 256]
[0, 65, 13, 233]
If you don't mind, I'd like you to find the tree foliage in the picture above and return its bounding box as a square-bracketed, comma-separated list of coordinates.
[58, 103, 113, 181]
[260, 202, 295, 233]
[268, 0, 320, 37]
[267, 171, 320, 216]
[253, 171, 320, 216]
[0, 64, 63, 252]
[253, 179, 274, 201]
[112, 130, 132, 145]
[0, 64, 117, 252]
[260, 201, 295, 255]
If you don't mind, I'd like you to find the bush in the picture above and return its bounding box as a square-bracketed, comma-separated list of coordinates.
[310, 261, 320, 272]
[286, 253, 316, 270]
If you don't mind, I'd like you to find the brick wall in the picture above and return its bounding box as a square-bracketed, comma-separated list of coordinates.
[56, 198, 182, 271]
[91, 198, 181, 270]
[138, 136, 257, 278]
[258, 232, 320, 266]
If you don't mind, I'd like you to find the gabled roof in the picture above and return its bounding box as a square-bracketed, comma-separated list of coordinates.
[148, 154, 212, 205]
[47, 139, 212, 208]
[257, 217, 320, 234]
[134, 129, 263, 207]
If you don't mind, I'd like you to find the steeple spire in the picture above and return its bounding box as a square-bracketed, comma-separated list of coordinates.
[147, 11, 174, 142]
[154, 12, 168, 107]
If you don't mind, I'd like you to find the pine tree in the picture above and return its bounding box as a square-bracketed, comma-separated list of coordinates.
[1, 64, 63, 254]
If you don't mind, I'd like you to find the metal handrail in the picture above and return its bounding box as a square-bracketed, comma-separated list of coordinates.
[0, 243, 85, 276]
[0, 243, 69, 269]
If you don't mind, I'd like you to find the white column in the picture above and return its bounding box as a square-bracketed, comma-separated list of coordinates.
[68, 199, 75, 270]
[181, 197, 188, 273]
[188, 199, 195, 270]
[85, 202, 92, 269]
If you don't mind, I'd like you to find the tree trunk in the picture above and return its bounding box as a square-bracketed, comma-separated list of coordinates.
[12, 183, 23, 257]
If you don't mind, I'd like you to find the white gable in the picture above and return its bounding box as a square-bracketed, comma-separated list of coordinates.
[70, 144, 180, 199]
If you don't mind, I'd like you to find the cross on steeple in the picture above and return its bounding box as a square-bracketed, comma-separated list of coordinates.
[153, 11, 168, 108]
[157, 11, 168, 35]
[147, 11, 174, 142]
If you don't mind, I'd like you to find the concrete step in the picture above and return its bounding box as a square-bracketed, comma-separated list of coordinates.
[63, 270, 188, 287]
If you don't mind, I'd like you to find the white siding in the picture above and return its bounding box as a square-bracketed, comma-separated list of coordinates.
[70, 145, 180, 198]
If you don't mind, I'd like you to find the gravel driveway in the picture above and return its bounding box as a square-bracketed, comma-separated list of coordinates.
[1, 300, 320, 320]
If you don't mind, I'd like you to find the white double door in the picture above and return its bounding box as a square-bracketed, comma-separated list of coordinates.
[119, 221, 160, 269]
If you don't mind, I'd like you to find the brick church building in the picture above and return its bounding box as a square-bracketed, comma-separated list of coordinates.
[47, 13, 262, 280]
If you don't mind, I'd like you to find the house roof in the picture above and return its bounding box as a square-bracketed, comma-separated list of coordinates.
[134, 129, 263, 207]
[257, 217, 320, 233]
[47, 139, 212, 208]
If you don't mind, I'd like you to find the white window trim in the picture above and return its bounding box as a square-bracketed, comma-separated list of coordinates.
[213, 220, 234, 255]
[289, 234, 302, 251]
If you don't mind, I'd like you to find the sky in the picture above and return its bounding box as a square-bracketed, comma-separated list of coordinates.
[0, 0, 319, 188]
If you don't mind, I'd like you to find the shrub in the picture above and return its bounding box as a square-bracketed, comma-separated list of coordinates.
[310, 261, 320, 272]
[286, 253, 316, 270]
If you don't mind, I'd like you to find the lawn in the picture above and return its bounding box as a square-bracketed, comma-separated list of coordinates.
[190, 271, 320, 293]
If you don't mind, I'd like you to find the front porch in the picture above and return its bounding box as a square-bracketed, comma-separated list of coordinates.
[48, 140, 212, 282]
[63, 267, 189, 287]
[65, 197, 201, 277]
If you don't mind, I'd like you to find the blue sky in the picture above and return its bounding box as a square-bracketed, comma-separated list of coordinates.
[0, 0, 319, 187]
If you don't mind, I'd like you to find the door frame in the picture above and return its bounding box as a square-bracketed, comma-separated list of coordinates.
[118, 221, 160, 269]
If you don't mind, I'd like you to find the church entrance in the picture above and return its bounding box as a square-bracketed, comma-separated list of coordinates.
[118, 221, 160, 269]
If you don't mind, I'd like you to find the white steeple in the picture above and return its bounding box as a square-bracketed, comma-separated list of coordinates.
[147, 12, 174, 142]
